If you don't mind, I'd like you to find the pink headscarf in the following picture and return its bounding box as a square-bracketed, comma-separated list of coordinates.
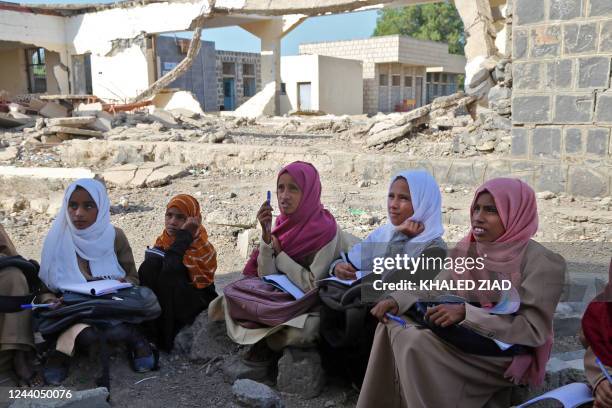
[243, 161, 338, 277]
[454, 178, 551, 387]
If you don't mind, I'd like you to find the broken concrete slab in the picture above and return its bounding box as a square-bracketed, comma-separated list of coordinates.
[43, 126, 104, 138]
[101, 164, 139, 186]
[0, 146, 18, 162]
[145, 165, 189, 187]
[152, 90, 204, 116]
[147, 108, 179, 128]
[0, 166, 95, 180]
[0, 112, 29, 128]
[39, 102, 69, 118]
[365, 123, 413, 147]
[46, 116, 96, 128]
[102, 163, 188, 188]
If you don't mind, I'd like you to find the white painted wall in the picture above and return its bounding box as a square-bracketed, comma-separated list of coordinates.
[280, 55, 320, 113]
[90, 45, 150, 102]
[318, 55, 362, 115]
[0, 49, 28, 96]
[0, 10, 66, 53]
[280, 55, 362, 115]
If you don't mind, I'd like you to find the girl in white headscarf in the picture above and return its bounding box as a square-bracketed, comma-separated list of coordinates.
[322, 170, 447, 387]
[38, 179, 153, 386]
[331, 169, 446, 280]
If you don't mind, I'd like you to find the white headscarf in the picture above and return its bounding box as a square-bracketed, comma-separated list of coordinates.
[39, 178, 126, 291]
[347, 170, 445, 269]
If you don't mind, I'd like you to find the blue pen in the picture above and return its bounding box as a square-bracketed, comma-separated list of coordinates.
[385, 313, 407, 328]
[266, 190, 271, 205]
[596, 357, 612, 383]
[20, 303, 53, 310]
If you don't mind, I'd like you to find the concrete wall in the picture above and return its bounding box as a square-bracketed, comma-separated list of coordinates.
[0, 49, 29, 96]
[318, 55, 363, 115]
[280, 55, 320, 113]
[299, 35, 465, 114]
[510, 0, 612, 197]
[280, 54, 362, 115]
[155, 36, 218, 112]
[215, 50, 262, 110]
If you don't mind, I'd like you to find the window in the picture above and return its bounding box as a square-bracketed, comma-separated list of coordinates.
[280, 83, 287, 95]
[222, 62, 235, 76]
[242, 63, 255, 76]
[392, 75, 401, 86]
[441, 74, 448, 83]
[26, 48, 46, 93]
[404, 76, 413, 87]
[434, 73, 441, 82]
[379, 74, 388, 86]
[427, 73, 432, 82]
[243, 77, 256, 97]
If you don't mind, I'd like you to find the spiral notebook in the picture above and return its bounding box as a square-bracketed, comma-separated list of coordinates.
[60, 280, 133, 296]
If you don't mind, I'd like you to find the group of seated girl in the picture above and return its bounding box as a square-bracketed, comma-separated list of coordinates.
[0, 160, 607, 408]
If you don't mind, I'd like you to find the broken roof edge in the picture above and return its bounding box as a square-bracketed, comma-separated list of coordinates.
[2, 0, 432, 18]
[0, 0, 201, 16]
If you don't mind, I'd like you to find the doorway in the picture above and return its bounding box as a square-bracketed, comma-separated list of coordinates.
[223, 78, 235, 111]
[298, 82, 311, 111]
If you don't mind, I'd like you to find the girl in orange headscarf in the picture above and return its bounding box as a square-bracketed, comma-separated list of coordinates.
[138, 194, 218, 351]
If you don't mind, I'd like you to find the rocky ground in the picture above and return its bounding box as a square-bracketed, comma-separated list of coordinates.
[0, 100, 610, 407]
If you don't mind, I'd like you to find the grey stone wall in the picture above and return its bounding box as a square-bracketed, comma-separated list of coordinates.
[215, 51, 261, 110]
[155, 36, 218, 112]
[511, 0, 612, 197]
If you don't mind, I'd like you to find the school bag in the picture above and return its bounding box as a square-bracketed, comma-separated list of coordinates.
[36, 285, 161, 337]
[224, 277, 319, 328]
[0, 255, 41, 313]
[318, 278, 379, 387]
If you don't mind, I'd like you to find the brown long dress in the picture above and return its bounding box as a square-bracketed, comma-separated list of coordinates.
[0, 225, 34, 372]
[357, 240, 566, 408]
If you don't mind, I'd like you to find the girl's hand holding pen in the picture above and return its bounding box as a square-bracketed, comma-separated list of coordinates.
[371, 297, 400, 323]
[257, 200, 273, 244]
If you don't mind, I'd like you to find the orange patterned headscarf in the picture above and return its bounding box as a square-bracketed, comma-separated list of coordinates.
[155, 194, 217, 289]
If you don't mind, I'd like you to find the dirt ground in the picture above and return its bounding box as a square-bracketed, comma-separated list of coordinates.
[0, 124, 611, 407]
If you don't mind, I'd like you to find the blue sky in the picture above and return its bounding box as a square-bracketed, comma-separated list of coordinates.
[26, 0, 379, 54]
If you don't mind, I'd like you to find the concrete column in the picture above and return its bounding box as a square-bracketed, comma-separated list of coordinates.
[240, 16, 305, 116]
[453, 0, 498, 84]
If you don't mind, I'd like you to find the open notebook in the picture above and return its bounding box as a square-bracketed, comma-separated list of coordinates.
[261, 274, 305, 300]
[60, 280, 133, 296]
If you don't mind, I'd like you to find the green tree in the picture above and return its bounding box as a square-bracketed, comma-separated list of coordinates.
[373, 3, 465, 55]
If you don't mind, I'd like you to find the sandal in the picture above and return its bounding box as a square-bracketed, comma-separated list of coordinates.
[43, 351, 69, 386]
[130, 340, 159, 373]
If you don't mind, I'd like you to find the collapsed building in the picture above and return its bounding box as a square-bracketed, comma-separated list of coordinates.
[0, 0, 610, 199]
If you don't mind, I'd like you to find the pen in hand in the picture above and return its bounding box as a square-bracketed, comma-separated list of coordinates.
[596, 357, 612, 383]
[385, 312, 407, 328]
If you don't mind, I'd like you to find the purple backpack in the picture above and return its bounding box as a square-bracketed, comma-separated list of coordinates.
[224, 277, 320, 329]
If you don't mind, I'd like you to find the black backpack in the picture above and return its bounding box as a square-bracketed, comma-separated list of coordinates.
[0, 256, 41, 313]
[318, 279, 379, 387]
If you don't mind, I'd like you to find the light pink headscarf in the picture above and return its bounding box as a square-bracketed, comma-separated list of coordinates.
[455, 178, 551, 387]
[243, 161, 338, 277]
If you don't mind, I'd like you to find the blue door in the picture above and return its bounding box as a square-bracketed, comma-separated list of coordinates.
[223, 78, 235, 110]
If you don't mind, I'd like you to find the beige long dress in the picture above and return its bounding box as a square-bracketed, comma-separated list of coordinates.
[357, 240, 566, 408]
[209, 226, 359, 350]
[0, 225, 34, 372]
[39, 227, 138, 355]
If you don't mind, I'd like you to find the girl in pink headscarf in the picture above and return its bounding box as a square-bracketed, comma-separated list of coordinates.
[209, 162, 359, 365]
[358, 178, 567, 408]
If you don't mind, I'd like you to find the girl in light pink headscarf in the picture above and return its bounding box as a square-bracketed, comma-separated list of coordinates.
[359, 178, 566, 408]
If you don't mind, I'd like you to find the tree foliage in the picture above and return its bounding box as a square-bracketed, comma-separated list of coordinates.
[373, 3, 465, 55]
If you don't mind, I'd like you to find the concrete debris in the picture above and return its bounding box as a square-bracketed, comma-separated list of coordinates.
[102, 163, 189, 188]
[39, 102, 69, 118]
[277, 347, 325, 399]
[232, 379, 283, 408]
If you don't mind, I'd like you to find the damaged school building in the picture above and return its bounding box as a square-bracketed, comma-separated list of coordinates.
[0, 0, 611, 198]
[0, 0, 466, 115]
